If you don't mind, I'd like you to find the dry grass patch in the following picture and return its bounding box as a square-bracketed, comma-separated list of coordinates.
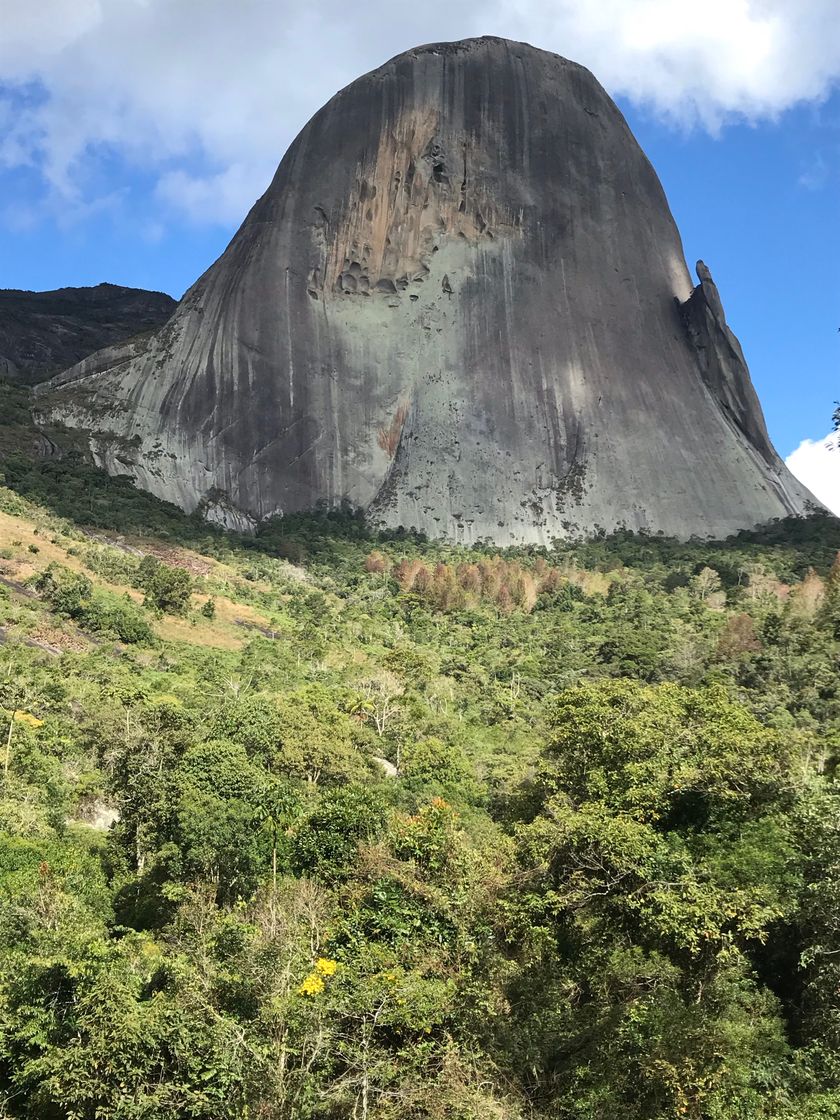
[0, 509, 281, 651]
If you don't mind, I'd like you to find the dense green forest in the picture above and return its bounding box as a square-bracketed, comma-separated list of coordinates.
[2, 391, 840, 1117]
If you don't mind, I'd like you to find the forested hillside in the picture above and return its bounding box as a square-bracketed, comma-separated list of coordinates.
[0, 285, 175, 384]
[2, 390, 840, 1118]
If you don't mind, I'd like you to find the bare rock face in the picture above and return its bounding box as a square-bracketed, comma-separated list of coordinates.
[1, 284, 175, 384]
[38, 37, 818, 542]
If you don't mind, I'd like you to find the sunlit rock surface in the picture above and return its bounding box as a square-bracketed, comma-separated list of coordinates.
[37, 37, 819, 542]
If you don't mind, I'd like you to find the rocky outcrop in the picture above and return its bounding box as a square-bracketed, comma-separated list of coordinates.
[1, 283, 175, 384]
[37, 37, 819, 542]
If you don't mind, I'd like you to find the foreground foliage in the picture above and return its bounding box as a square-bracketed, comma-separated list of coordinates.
[1, 443, 840, 1117]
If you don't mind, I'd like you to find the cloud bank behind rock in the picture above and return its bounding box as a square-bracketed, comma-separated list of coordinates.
[1, 0, 839, 226]
[786, 433, 840, 516]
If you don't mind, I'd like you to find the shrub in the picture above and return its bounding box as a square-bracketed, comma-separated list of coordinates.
[32, 564, 93, 616]
[31, 564, 152, 644]
[135, 555, 193, 615]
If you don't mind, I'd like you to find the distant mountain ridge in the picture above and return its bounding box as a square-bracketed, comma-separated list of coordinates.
[0, 283, 175, 384]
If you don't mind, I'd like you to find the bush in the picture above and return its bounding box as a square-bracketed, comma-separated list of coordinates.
[84, 545, 138, 585]
[31, 564, 153, 644]
[86, 599, 155, 644]
[135, 555, 193, 615]
[290, 785, 390, 879]
[32, 564, 93, 616]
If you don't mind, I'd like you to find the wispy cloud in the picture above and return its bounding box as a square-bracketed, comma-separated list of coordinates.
[799, 152, 830, 189]
[154, 163, 277, 228]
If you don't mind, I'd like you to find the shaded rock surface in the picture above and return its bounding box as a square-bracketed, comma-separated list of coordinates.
[38, 37, 818, 542]
[1, 283, 175, 384]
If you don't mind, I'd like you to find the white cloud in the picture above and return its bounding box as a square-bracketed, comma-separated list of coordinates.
[786, 432, 840, 516]
[0, 0, 839, 225]
[499, 0, 840, 126]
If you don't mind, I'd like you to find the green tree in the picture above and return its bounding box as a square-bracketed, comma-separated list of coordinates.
[213, 687, 372, 784]
[504, 680, 803, 1119]
[136, 555, 193, 615]
[175, 740, 265, 899]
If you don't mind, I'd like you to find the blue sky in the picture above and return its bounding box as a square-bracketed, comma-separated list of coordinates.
[629, 95, 840, 463]
[1, 1, 838, 505]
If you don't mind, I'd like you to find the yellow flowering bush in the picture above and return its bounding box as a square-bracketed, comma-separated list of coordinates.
[298, 973, 325, 997]
[298, 957, 339, 996]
